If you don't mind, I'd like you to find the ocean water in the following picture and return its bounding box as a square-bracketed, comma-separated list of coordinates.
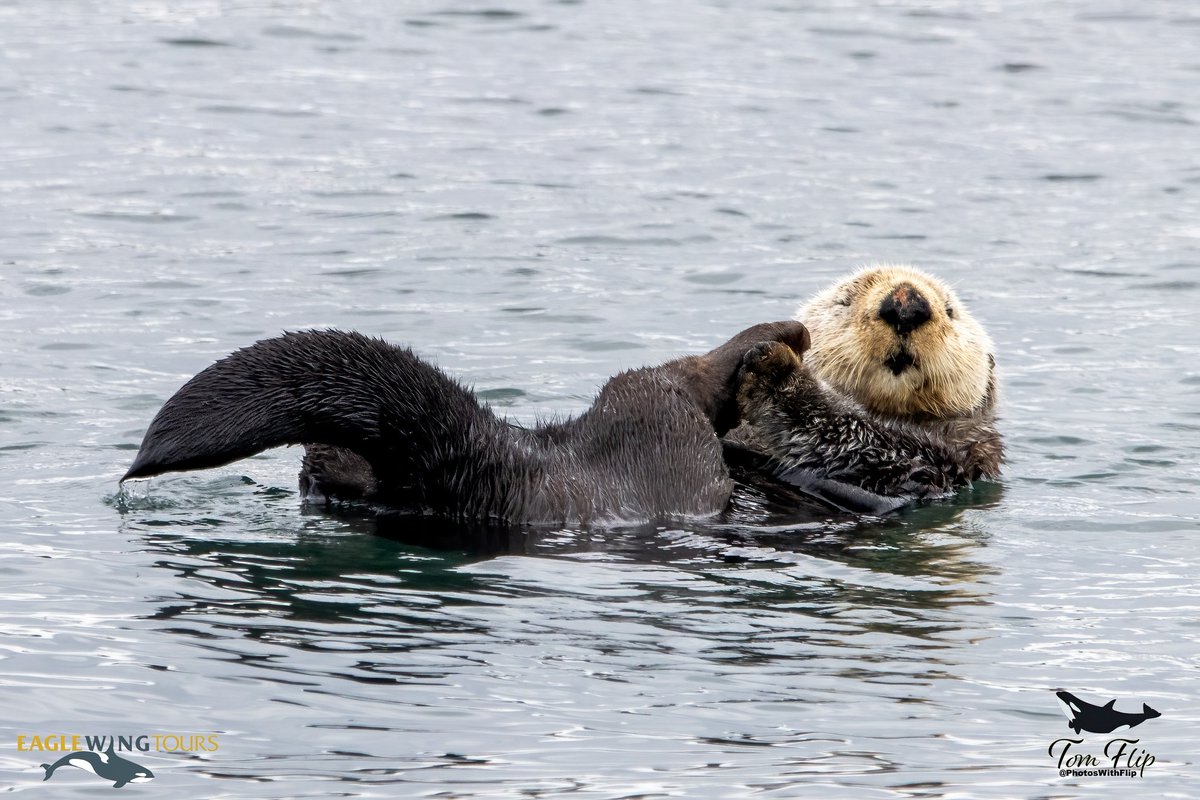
[1, 0, 1198, 796]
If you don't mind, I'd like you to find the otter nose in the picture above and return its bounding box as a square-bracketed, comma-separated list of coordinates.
[878, 284, 932, 335]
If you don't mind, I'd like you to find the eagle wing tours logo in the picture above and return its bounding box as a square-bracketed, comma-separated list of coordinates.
[18, 732, 219, 788]
[1048, 690, 1161, 778]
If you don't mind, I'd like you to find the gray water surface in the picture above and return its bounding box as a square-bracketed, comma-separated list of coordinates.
[2, 1, 1198, 797]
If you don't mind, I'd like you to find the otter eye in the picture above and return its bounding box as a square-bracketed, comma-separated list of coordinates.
[946, 305, 955, 319]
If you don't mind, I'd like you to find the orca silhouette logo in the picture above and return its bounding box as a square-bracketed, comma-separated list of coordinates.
[41, 746, 154, 788]
[1055, 690, 1162, 735]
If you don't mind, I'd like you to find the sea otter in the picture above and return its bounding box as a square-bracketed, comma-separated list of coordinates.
[123, 266, 1002, 524]
[729, 264, 1002, 513]
[122, 321, 811, 525]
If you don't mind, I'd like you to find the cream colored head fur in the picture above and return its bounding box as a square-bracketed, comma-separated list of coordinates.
[797, 265, 994, 419]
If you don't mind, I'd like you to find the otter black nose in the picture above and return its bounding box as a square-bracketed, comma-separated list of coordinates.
[878, 284, 932, 335]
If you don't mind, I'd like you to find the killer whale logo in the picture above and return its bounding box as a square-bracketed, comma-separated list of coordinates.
[1055, 690, 1162, 735]
[41, 745, 154, 788]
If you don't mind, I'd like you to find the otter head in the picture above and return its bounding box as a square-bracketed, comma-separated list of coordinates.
[798, 265, 995, 420]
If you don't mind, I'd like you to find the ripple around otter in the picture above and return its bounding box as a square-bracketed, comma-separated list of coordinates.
[1, 0, 1198, 797]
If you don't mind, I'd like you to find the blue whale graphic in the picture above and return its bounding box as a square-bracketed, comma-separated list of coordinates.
[41, 746, 155, 788]
[1056, 690, 1162, 735]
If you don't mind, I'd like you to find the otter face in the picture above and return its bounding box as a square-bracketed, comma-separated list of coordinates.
[798, 265, 994, 419]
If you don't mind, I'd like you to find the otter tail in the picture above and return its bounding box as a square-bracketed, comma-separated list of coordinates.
[123, 331, 509, 508]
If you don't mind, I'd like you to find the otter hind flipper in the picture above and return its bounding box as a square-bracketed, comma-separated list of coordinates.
[724, 439, 906, 516]
[773, 468, 913, 516]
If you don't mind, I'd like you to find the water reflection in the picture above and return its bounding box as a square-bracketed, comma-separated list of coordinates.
[123, 479, 1000, 693]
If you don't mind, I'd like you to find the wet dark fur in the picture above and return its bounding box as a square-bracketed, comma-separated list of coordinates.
[733, 340, 1003, 512]
[124, 323, 810, 525]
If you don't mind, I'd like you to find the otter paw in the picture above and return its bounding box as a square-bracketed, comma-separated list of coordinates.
[737, 341, 803, 399]
[742, 340, 803, 378]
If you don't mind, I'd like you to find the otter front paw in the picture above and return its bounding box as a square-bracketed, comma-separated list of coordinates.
[737, 341, 804, 408]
